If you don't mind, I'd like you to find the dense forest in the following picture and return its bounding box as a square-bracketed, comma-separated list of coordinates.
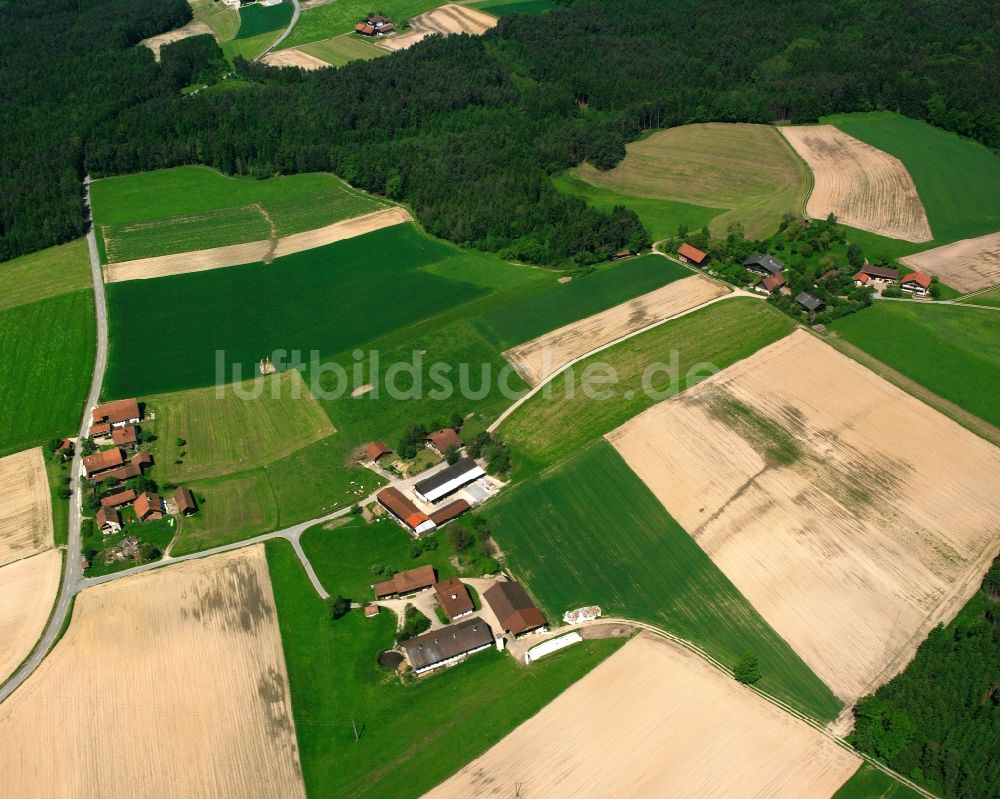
[3, 0, 999, 263]
[851, 556, 1000, 799]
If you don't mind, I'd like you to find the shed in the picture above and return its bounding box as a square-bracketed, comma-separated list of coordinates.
[426, 428, 462, 454]
[373, 564, 437, 598]
[755, 273, 786, 294]
[99, 489, 136, 508]
[175, 487, 197, 516]
[429, 499, 470, 526]
[377, 487, 437, 535]
[795, 292, 826, 312]
[135, 491, 164, 522]
[434, 577, 475, 621]
[365, 441, 392, 461]
[677, 243, 709, 266]
[413, 457, 485, 504]
[96, 506, 122, 533]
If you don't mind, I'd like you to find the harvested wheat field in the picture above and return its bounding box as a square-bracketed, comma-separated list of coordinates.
[0, 549, 61, 685]
[0, 546, 305, 798]
[103, 206, 412, 282]
[426, 634, 859, 799]
[608, 330, 1000, 703]
[504, 274, 729, 385]
[261, 47, 329, 70]
[780, 125, 932, 242]
[899, 231, 1000, 293]
[139, 20, 214, 61]
[378, 4, 497, 52]
[0, 448, 54, 568]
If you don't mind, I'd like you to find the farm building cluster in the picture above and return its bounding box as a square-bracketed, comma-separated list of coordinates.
[354, 14, 395, 36]
[82, 398, 197, 535]
[370, 564, 551, 675]
[364, 428, 501, 537]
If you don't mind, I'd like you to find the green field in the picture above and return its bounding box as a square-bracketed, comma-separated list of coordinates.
[0, 239, 91, 312]
[552, 172, 721, 243]
[470, 0, 558, 15]
[961, 286, 1000, 308]
[567, 123, 811, 240]
[190, 0, 240, 41]
[301, 515, 462, 599]
[297, 34, 387, 66]
[82, 513, 175, 577]
[0, 291, 96, 457]
[282, 0, 440, 49]
[475, 254, 690, 349]
[824, 112, 1000, 244]
[45, 458, 71, 548]
[831, 302, 1000, 428]
[234, 1, 293, 39]
[144, 371, 335, 483]
[832, 765, 924, 799]
[170, 435, 384, 555]
[484, 440, 841, 722]
[500, 298, 796, 473]
[91, 166, 387, 262]
[266, 537, 625, 799]
[103, 225, 490, 396]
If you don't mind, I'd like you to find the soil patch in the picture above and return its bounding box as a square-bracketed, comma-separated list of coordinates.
[899, 231, 1000, 293]
[261, 48, 330, 70]
[0, 448, 54, 568]
[139, 20, 215, 61]
[0, 549, 61, 685]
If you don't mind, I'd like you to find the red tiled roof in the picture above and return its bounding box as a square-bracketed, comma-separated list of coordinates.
[429, 499, 470, 526]
[112, 425, 138, 446]
[374, 565, 437, 598]
[759, 274, 786, 292]
[175, 487, 196, 513]
[677, 243, 708, 264]
[96, 506, 121, 528]
[427, 428, 462, 452]
[92, 398, 140, 426]
[378, 487, 421, 524]
[89, 423, 111, 437]
[434, 577, 474, 620]
[135, 491, 163, 520]
[100, 489, 136, 508]
[83, 448, 126, 476]
[902, 271, 932, 289]
[406, 511, 431, 529]
[854, 272, 869, 283]
[365, 441, 392, 460]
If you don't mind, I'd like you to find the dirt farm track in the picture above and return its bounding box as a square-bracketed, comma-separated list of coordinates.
[504, 274, 729, 386]
[780, 125, 932, 243]
[426, 634, 860, 798]
[0, 546, 305, 798]
[378, 4, 497, 52]
[608, 330, 1000, 704]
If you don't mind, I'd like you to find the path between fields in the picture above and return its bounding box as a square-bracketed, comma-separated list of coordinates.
[256, 0, 301, 61]
[0, 178, 109, 704]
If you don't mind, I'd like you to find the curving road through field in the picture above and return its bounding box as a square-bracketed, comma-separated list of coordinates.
[256, 0, 301, 61]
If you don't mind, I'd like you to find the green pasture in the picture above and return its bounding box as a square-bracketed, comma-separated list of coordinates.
[170, 435, 384, 555]
[500, 298, 795, 474]
[0, 291, 95, 457]
[301, 515, 461, 599]
[484, 440, 841, 722]
[282, 0, 441, 49]
[91, 166, 386, 262]
[832, 765, 923, 799]
[297, 34, 387, 66]
[266, 538, 625, 799]
[234, 1, 293, 39]
[0, 238, 91, 312]
[145, 370, 335, 483]
[190, 0, 240, 42]
[103, 225, 488, 397]
[824, 112, 1000, 244]
[82, 514, 175, 577]
[45, 459, 71, 548]
[831, 302, 1000, 428]
[960, 286, 1000, 308]
[552, 171, 721, 243]
[470, 0, 558, 15]
[476, 254, 690, 349]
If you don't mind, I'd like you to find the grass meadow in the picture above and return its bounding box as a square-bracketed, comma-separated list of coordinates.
[475, 254, 690, 349]
[500, 298, 796, 474]
[0, 238, 91, 312]
[831, 302, 1000, 428]
[470, 0, 560, 16]
[832, 764, 923, 799]
[234, 1, 293, 39]
[190, 0, 240, 41]
[282, 0, 441, 49]
[145, 371, 335, 483]
[0, 291, 96, 456]
[91, 166, 386, 262]
[484, 440, 842, 723]
[824, 112, 1000, 244]
[103, 225, 487, 397]
[568, 123, 811, 239]
[297, 34, 387, 66]
[265, 537, 625, 799]
[962, 286, 1000, 308]
[552, 171, 721, 243]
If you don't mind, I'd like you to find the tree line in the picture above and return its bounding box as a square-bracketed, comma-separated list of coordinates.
[3, 0, 999, 264]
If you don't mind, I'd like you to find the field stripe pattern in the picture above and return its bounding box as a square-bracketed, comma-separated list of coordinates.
[0, 448, 55, 567]
[0, 549, 61, 685]
[898, 231, 1000, 293]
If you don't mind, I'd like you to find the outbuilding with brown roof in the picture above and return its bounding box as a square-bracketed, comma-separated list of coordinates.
[92, 398, 141, 428]
[134, 491, 164, 522]
[402, 617, 494, 674]
[96, 506, 122, 533]
[429, 499, 470, 526]
[677, 242, 709, 265]
[434, 577, 474, 621]
[175, 487, 197, 516]
[483, 581, 546, 637]
[100, 489, 136, 509]
[426, 428, 463, 454]
[83, 448, 126, 479]
[365, 441, 392, 461]
[111, 425, 139, 448]
[373, 564, 437, 599]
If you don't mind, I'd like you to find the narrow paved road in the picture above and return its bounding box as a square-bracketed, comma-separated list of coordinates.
[256, 0, 301, 60]
[0, 178, 109, 704]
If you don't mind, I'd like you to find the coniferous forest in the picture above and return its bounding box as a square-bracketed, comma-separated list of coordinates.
[851, 557, 1000, 799]
[3, 0, 999, 263]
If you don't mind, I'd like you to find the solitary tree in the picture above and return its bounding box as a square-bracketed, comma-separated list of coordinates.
[330, 595, 350, 620]
[733, 652, 762, 684]
[444, 445, 460, 465]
